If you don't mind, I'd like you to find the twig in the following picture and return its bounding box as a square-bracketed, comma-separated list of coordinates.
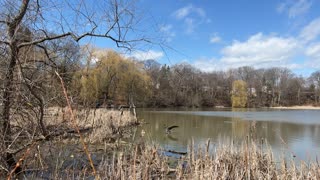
[7, 142, 36, 180]
[133, 145, 137, 180]
[55, 71, 99, 179]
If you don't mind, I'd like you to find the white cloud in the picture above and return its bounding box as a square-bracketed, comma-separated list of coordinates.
[194, 33, 302, 72]
[160, 24, 172, 32]
[305, 43, 320, 59]
[195, 17, 320, 72]
[185, 18, 195, 34]
[173, 5, 192, 19]
[172, 4, 208, 34]
[173, 4, 205, 20]
[130, 50, 164, 60]
[193, 7, 206, 18]
[221, 33, 299, 65]
[193, 58, 220, 72]
[159, 24, 175, 42]
[277, 0, 312, 18]
[288, 0, 312, 18]
[209, 34, 221, 44]
[193, 57, 302, 72]
[304, 44, 320, 68]
[299, 17, 320, 42]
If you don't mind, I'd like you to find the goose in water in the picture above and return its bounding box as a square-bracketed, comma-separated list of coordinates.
[165, 125, 179, 134]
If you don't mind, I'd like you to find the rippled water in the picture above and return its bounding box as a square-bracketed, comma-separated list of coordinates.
[135, 108, 320, 162]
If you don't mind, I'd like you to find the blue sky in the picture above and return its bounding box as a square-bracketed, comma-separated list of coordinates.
[91, 0, 320, 76]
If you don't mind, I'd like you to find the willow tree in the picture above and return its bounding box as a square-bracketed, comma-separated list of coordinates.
[0, 0, 148, 174]
[73, 49, 151, 106]
[231, 80, 248, 108]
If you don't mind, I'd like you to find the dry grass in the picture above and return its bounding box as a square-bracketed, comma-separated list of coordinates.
[10, 107, 138, 144]
[97, 145, 170, 179]
[19, 139, 320, 180]
[175, 139, 320, 180]
[45, 107, 138, 143]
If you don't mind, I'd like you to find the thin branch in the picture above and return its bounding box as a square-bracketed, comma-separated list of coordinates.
[18, 32, 72, 48]
[0, 20, 8, 24]
[55, 71, 98, 178]
[0, 40, 10, 45]
[7, 147, 31, 179]
[19, 31, 149, 51]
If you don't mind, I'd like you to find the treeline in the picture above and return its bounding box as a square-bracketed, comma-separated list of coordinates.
[63, 48, 320, 108]
[5, 41, 318, 108]
[144, 63, 320, 107]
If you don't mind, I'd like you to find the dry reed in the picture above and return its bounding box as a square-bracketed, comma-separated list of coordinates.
[20, 138, 320, 180]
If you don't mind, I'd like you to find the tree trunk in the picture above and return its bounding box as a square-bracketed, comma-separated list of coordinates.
[1, 45, 22, 173]
[1, 0, 30, 173]
[297, 88, 300, 105]
[278, 92, 281, 106]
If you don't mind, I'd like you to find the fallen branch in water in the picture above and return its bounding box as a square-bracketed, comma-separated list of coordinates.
[167, 150, 187, 155]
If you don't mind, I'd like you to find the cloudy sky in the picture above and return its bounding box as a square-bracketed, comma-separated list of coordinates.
[92, 0, 320, 76]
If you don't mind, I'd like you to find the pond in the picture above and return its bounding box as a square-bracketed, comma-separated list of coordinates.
[135, 108, 320, 162]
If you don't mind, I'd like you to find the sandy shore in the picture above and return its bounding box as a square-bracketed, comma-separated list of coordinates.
[270, 105, 320, 110]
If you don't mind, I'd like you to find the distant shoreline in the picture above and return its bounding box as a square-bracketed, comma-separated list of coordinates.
[270, 106, 320, 110]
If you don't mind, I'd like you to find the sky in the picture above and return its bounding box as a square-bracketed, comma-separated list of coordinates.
[91, 0, 320, 76]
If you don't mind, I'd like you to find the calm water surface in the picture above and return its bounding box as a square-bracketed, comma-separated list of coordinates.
[135, 108, 320, 162]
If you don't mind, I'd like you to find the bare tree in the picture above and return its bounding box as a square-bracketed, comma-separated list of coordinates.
[0, 0, 148, 174]
[309, 71, 320, 104]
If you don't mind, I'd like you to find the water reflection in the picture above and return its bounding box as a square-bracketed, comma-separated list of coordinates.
[136, 109, 320, 162]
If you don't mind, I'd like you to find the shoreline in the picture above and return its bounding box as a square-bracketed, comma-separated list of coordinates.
[269, 105, 320, 110]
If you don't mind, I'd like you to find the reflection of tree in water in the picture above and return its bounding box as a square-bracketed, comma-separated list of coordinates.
[137, 110, 320, 161]
[167, 134, 179, 141]
[231, 117, 250, 140]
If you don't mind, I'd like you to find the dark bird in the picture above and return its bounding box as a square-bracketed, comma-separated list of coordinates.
[165, 125, 179, 134]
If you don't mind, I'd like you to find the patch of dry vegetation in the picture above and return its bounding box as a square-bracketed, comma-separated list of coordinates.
[44, 107, 138, 143]
[21, 139, 320, 179]
[178, 140, 320, 179]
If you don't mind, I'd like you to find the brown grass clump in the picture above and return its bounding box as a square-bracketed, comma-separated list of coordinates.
[97, 145, 170, 179]
[45, 107, 137, 143]
[175, 139, 320, 179]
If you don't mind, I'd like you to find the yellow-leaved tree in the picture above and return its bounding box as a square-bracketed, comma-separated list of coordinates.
[231, 80, 248, 108]
[72, 48, 151, 106]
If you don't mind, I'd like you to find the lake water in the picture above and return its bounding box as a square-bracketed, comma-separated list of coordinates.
[135, 108, 320, 162]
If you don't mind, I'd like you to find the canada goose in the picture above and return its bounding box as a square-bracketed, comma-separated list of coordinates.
[165, 125, 179, 134]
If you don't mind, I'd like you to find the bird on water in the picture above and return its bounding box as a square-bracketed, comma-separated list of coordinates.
[165, 125, 179, 134]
